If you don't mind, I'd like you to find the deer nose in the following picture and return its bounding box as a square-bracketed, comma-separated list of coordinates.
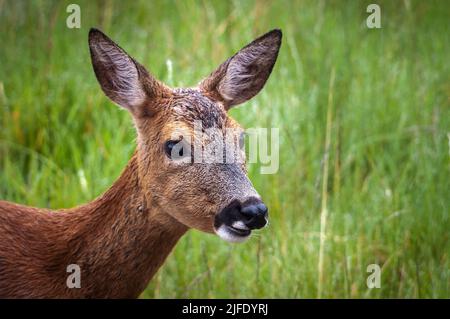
[240, 202, 268, 229]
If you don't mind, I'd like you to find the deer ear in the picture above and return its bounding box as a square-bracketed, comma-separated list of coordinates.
[88, 28, 169, 113]
[200, 29, 282, 109]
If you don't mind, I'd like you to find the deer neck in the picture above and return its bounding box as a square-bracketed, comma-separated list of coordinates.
[63, 151, 188, 298]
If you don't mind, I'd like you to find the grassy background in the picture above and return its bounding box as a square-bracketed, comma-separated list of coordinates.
[0, 0, 449, 298]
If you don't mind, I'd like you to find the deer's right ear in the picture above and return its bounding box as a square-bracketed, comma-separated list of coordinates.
[88, 28, 170, 114]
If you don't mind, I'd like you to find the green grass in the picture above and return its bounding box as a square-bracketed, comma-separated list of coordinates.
[0, 0, 449, 298]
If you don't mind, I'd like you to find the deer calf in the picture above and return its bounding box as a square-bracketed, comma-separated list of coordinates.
[0, 28, 282, 298]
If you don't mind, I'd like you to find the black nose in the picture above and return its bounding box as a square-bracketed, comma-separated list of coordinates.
[240, 202, 268, 229]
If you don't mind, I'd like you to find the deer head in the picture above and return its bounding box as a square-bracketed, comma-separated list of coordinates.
[88, 28, 281, 243]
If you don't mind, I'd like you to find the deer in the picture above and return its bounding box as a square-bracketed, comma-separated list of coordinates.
[0, 28, 282, 298]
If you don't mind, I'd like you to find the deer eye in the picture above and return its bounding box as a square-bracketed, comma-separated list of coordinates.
[164, 140, 189, 160]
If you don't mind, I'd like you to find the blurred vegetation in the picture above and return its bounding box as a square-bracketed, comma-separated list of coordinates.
[0, 0, 449, 298]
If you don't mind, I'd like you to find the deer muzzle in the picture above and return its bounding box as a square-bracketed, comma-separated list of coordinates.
[213, 197, 269, 243]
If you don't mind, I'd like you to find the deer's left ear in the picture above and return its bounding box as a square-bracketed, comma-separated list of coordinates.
[199, 29, 282, 109]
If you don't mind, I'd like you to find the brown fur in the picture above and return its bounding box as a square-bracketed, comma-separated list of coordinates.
[0, 155, 186, 298]
[0, 28, 281, 298]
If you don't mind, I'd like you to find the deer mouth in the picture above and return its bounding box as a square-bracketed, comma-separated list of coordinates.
[214, 222, 251, 243]
[228, 222, 251, 237]
[214, 197, 269, 243]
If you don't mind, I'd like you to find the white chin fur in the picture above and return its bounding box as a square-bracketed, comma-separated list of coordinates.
[215, 225, 250, 243]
